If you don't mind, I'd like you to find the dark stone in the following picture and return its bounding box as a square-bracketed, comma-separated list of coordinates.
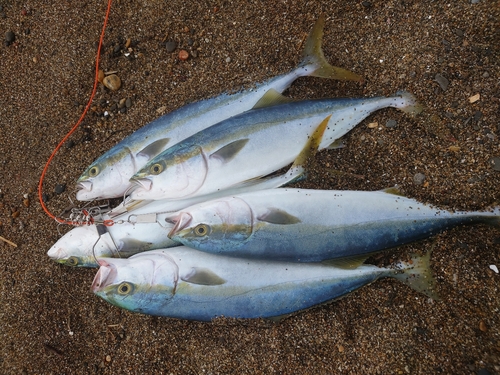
[165, 41, 177, 53]
[5, 31, 15, 44]
[54, 184, 66, 194]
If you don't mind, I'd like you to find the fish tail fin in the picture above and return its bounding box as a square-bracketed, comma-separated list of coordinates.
[392, 91, 424, 116]
[299, 15, 363, 82]
[391, 251, 440, 300]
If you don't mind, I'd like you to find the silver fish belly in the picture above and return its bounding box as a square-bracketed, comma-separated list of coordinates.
[91, 247, 438, 321]
[75, 16, 361, 201]
[167, 188, 500, 262]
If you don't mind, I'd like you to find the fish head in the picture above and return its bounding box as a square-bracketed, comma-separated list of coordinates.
[92, 251, 179, 314]
[76, 148, 136, 201]
[129, 145, 208, 200]
[167, 197, 253, 251]
[47, 225, 117, 268]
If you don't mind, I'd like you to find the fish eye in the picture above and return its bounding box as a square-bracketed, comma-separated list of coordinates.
[67, 256, 79, 267]
[117, 282, 134, 295]
[150, 163, 163, 175]
[194, 224, 210, 237]
[88, 165, 100, 177]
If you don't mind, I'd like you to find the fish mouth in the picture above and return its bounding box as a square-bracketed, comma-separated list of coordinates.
[167, 212, 193, 238]
[77, 180, 93, 192]
[130, 178, 153, 192]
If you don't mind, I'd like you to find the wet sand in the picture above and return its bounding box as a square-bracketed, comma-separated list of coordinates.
[0, 1, 499, 374]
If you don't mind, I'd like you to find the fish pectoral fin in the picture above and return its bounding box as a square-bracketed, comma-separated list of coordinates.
[136, 138, 170, 160]
[118, 238, 154, 253]
[181, 267, 226, 285]
[210, 139, 249, 163]
[322, 255, 371, 270]
[257, 208, 301, 225]
[252, 89, 294, 109]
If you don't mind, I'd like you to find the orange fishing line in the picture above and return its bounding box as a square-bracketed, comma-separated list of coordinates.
[38, 0, 113, 226]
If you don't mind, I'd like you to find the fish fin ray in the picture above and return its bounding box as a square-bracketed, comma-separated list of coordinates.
[181, 267, 226, 285]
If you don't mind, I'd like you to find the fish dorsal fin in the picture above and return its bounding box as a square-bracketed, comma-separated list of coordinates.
[380, 186, 405, 196]
[252, 89, 293, 110]
[302, 15, 363, 82]
[291, 114, 331, 169]
[181, 267, 226, 285]
[210, 139, 249, 163]
[137, 138, 170, 159]
[257, 208, 301, 225]
[322, 255, 370, 270]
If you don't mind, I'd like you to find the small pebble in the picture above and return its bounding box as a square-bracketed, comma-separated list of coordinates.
[489, 265, 499, 273]
[23, 199, 29, 208]
[103, 74, 121, 91]
[413, 173, 426, 185]
[106, 355, 111, 362]
[120, 107, 127, 114]
[179, 50, 189, 61]
[42, 193, 49, 203]
[367, 122, 378, 129]
[469, 93, 480, 103]
[489, 157, 500, 171]
[434, 73, 449, 91]
[125, 97, 132, 108]
[479, 320, 488, 332]
[5, 31, 15, 44]
[453, 28, 464, 37]
[118, 98, 126, 109]
[165, 41, 177, 53]
[482, 72, 489, 78]
[54, 184, 66, 194]
[98, 70, 105, 83]
[125, 38, 131, 49]
[362, 1, 372, 7]
[473, 110, 482, 121]
[385, 119, 397, 128]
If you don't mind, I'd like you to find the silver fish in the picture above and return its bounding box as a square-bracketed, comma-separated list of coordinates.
[167, 188, 500, 263]
[129, 91, 421, 200]
[92, 247, 438, 321]
[76, 15, 361, 201]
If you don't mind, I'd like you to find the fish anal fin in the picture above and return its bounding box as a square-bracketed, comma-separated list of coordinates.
[322, 255, 370, 270]
[257, 208, 301, 225]
[252, 89, 294, 110]
[181, 267, 226, 285]
[210, 139, 249, 163]
[137, 138, 170, 159]
[381, 186, 405, 197]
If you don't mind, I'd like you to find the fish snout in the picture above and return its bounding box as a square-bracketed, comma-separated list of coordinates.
[168, 212, 193, 238]
[47, 246, 68, 261]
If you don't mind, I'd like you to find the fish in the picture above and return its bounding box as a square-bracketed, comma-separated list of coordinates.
[91, 247, 438, 321]
[129, 91, 422, 200]
[75, 15, 362, 201]
[166, 188, 500, 263]
[48, 144, 314, 267]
